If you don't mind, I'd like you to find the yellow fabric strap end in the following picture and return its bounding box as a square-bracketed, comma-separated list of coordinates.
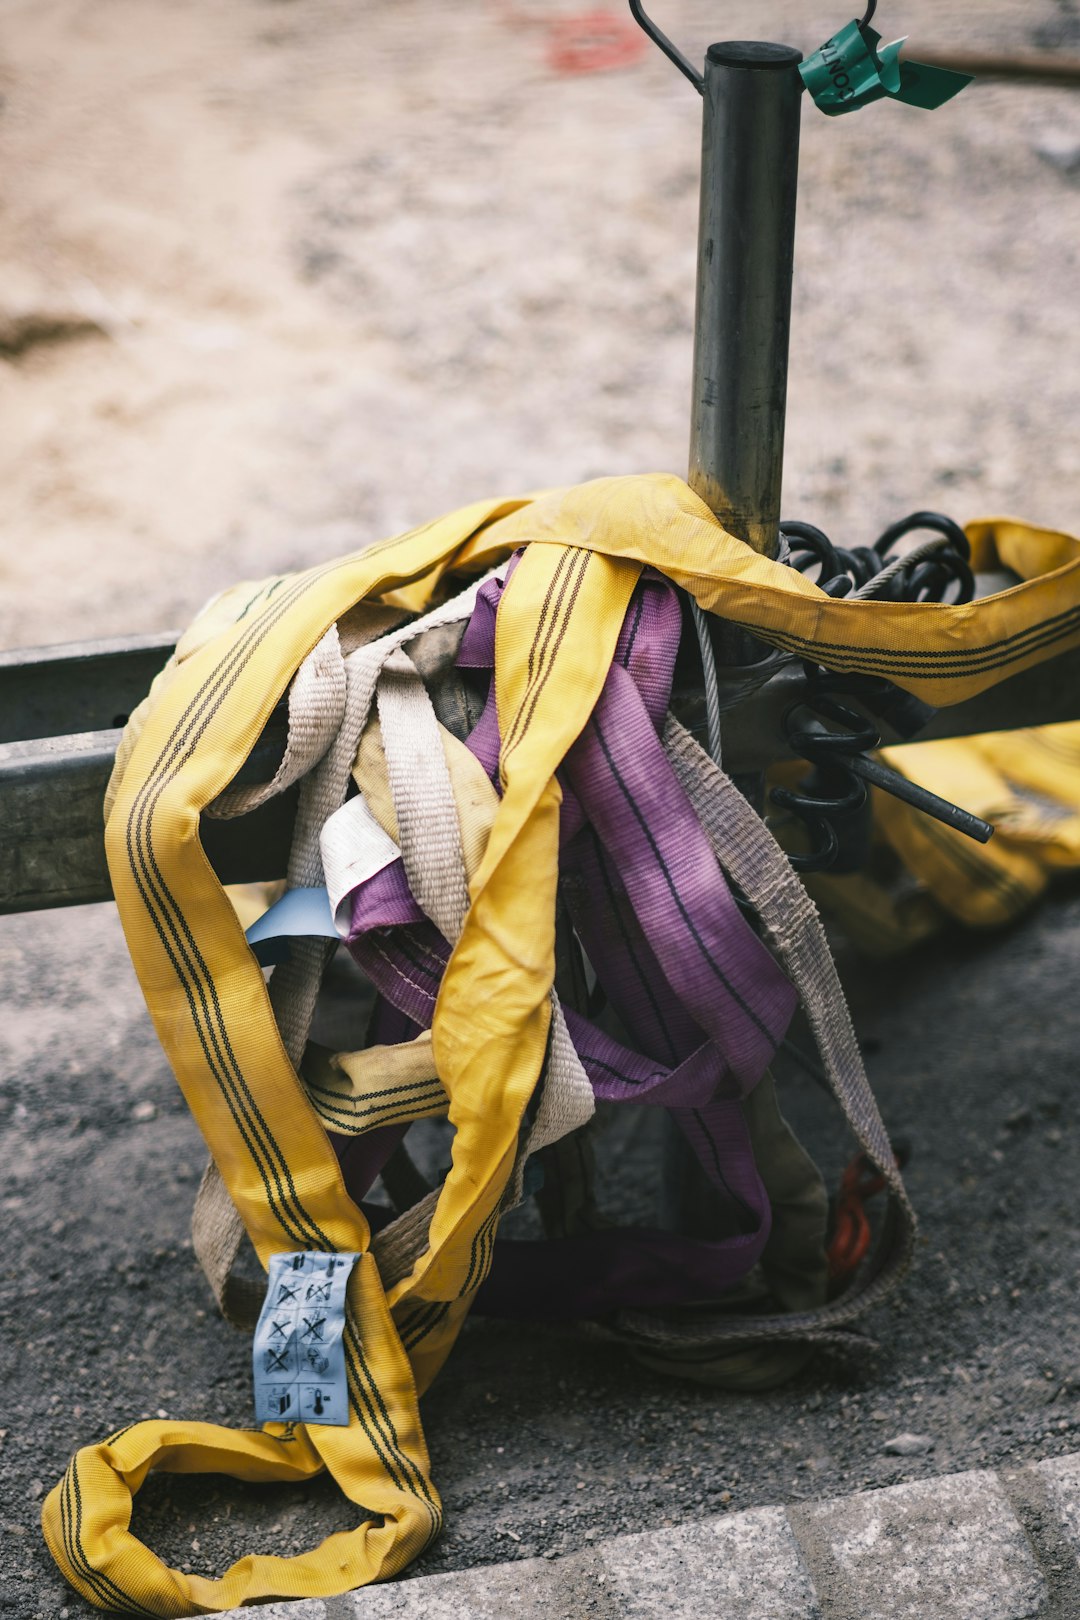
[970, 724, 1080, 866]
[877, 722, 1080, 921]
[301, 1036, 448, 1137]
[876, 739, 1047, 927]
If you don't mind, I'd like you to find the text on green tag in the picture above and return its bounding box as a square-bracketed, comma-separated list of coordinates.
[800, 19, 973, 117]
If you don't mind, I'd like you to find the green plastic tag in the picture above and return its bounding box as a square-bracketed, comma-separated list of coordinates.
[800, 18, 973, 117]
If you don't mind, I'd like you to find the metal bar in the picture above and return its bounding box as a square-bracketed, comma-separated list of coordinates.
[688, 41, 803, 558]
[0, 731, 122, 911]
[801, 724, 995, 844]
[626, 0, 703, 91]
[0, 631, 178, 744]
[0, 729, 297, 914]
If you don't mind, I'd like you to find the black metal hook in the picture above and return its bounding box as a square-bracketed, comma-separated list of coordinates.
[630, 1, 880, 91]
[771, 692, 994, 871]
[627, 1, 704, 92]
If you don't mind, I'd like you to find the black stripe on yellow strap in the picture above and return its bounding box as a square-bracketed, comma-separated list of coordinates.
[104, 1424, 138, 1447]
[307, 1088, 446, 1121]
[340, 1319, 441, 1540]
[514, 545, 577, 734]
[340, 1343, 408, 1494]
[459, 1206, 500, 1299]
[63, 1457, 161, 1618]
[394, 1299, 427, 1335]
[752, 592, 1080, 669]
[125, 589, 325, 1247]
[138, 900, 328, 1250]
[309, 1098, 444, 1128]
[125, 533, 452, 1249]
[757, 620, 1080, 680]
[399, 1300, 450, 1352]
[395, 1297, 443, 1338]
[233, 571, 294, 622]
[500, 547, 590, 763]
[1025, 729, 1080, 763]
[910, 807, 1033, 912]
[339, 1329, 440, 1557]
[126, 584, 332, 1234]
[126, 573, 339, 1252]
[478, 1216, 498, 1292]
[343, 1314, 441, 1522]
[502, 549, 592, 771]
[750, 596, 1080, 679]
[58, 1465, 115, 1613]
[312, 1099, 449, 1139]
[303, 1073, 444, 1106]
[308, 1086, 447, 1130]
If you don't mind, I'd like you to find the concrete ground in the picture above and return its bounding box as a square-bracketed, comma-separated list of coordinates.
[216, 1454, 1080, 1619]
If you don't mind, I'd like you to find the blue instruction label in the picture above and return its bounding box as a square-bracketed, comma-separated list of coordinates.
[253, 1251, 359, 1428]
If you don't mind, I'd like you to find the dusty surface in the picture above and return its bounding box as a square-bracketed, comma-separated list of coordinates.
[2, 0, 1080, 653]
[2, 0, 1080, 1616]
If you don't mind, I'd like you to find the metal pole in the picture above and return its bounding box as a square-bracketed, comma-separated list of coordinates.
[688, 42, 803, 559]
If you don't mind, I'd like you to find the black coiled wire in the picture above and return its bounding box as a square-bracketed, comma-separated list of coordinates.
[770, 511, 974, 872]
[781, 510, 974, 606]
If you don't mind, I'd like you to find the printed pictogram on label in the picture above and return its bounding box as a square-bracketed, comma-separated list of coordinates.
[253, 1251, 359, 1428]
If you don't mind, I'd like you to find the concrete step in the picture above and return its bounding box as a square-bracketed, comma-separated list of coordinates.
[221, 1452, 1080, 1620]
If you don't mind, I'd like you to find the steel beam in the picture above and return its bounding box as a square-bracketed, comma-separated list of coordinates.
[0, 632, 179, 744]
[0, 728, 297, 914]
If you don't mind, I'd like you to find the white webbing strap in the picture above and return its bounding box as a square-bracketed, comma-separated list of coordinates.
[377, 648, 472, 943]
[205, 624, 348, 820]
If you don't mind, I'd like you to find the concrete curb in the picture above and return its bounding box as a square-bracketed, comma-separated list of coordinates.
[219, 1453, 1080, 1620]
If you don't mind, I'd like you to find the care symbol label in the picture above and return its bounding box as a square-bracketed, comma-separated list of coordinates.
[252, 1251, 359, 1429]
